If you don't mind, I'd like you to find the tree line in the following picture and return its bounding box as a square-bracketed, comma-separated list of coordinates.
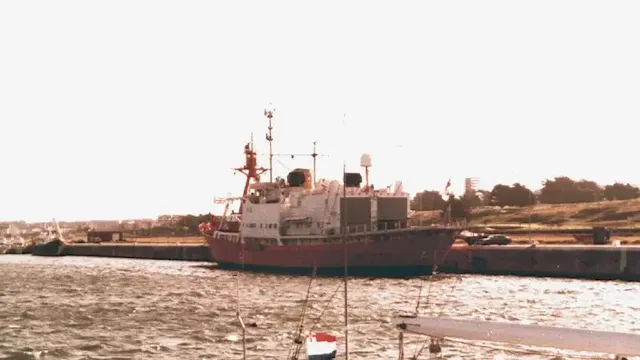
[127, 177, 640, 233]
[124, 213, 217, 237]
[411, 177, 640, 214]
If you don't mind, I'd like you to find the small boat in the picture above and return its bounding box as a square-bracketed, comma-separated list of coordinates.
[31, 218, 66, 256]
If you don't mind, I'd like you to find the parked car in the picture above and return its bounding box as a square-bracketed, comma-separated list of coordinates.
[479, 234, 512, 245]
[457, 231, 512, 246]
[88, 236, 102, 243]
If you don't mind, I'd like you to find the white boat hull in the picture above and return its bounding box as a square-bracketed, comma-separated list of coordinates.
[394, 315, 640, 356]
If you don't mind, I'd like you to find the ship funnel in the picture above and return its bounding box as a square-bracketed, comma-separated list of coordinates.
[289, 168, 313, 190]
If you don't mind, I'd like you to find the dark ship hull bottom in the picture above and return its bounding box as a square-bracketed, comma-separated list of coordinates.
[206, 228, 457, 278]
[215, 261, 439, 278]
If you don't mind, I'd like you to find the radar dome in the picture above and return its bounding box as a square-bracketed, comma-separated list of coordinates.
[360, 153, 372, 167]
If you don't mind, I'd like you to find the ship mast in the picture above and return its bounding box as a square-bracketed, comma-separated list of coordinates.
[233, 133, 267, 214]
[264, 106, 275, 183]
[312, 141, 318, 184]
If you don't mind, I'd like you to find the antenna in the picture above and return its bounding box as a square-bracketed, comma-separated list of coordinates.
[312, 141, 318, 184]
[264, 105, 275, 183]
[263, 142, 329, 185]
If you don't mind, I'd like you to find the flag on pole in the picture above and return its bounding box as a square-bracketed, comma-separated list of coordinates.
[441, 178, 453, 200]
[306, 332, 337, 360]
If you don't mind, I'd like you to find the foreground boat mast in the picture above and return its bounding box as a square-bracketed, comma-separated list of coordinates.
[342, 160, 349, 360]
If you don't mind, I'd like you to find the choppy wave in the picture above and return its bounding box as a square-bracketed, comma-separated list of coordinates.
[1, 255, 639, 359]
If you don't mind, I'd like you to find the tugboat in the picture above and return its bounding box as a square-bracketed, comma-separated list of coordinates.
[201, 110, 458, 277]
[31, 219, 66, 256]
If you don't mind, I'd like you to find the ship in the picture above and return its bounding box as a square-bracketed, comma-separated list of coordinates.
[201, 110, 458, 277]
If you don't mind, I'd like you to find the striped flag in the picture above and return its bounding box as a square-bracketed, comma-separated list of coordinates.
[444, 178, 452, 194]
[306, 332, 337, 360]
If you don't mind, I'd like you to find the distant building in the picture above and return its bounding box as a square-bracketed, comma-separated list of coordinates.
[464, 177, 480, 195]
[87, 230, 124, 242]
[88, 220, 121, 231]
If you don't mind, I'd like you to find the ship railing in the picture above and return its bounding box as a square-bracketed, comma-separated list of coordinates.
[341, 221, 410, 235]
[341, 219, 466, 235]
[409, 218, 468, 229]
[321, 220, 466, 237]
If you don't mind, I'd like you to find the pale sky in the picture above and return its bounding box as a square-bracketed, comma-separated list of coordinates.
[1, 1, 639, 222]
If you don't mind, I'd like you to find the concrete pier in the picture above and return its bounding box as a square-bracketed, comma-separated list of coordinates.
[27, 241, 640, 281]
[60, 243, 212, 262]
[441, 245, 640, 281]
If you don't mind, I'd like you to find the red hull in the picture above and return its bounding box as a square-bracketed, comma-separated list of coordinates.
[204, 228, 457, 277]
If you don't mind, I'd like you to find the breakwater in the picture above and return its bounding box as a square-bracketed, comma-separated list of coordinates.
[66, 243, 211, 261]
[31, 242, 212, 261]
[26, 241, 640, 281]
[441, 245, 640, 281]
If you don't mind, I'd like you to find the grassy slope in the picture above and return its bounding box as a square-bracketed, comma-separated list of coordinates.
[415, 198, 640, 229]
[471, 198, 640, 229]
[415, 198, 640, 244]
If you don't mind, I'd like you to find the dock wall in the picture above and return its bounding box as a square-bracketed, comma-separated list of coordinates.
[441, 245, 640, 281]
[61, 243, 212, 262]
[29, 242, 640, 281]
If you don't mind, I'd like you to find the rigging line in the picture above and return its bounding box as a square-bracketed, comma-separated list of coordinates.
[341, 111, 350, 360]
[287, 266, 318, 360]
[412, 336, 440, 360]
[423, 245, 456, 317]
[412, 249, 457, 359]
[414, 243, 456, 316]
[413, 277, 425, 315]
[307, 281, 343, 331]
[415, 274, 435, 315]
[237, 245, 247, 360]
[288, 276, 314, 359]
[276, 158, 291, 172]
[411, 276, 463, 360]
[435, 275, 462, 318]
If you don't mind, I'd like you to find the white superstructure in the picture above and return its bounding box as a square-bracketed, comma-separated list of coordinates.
[242, 175, 409, 239]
